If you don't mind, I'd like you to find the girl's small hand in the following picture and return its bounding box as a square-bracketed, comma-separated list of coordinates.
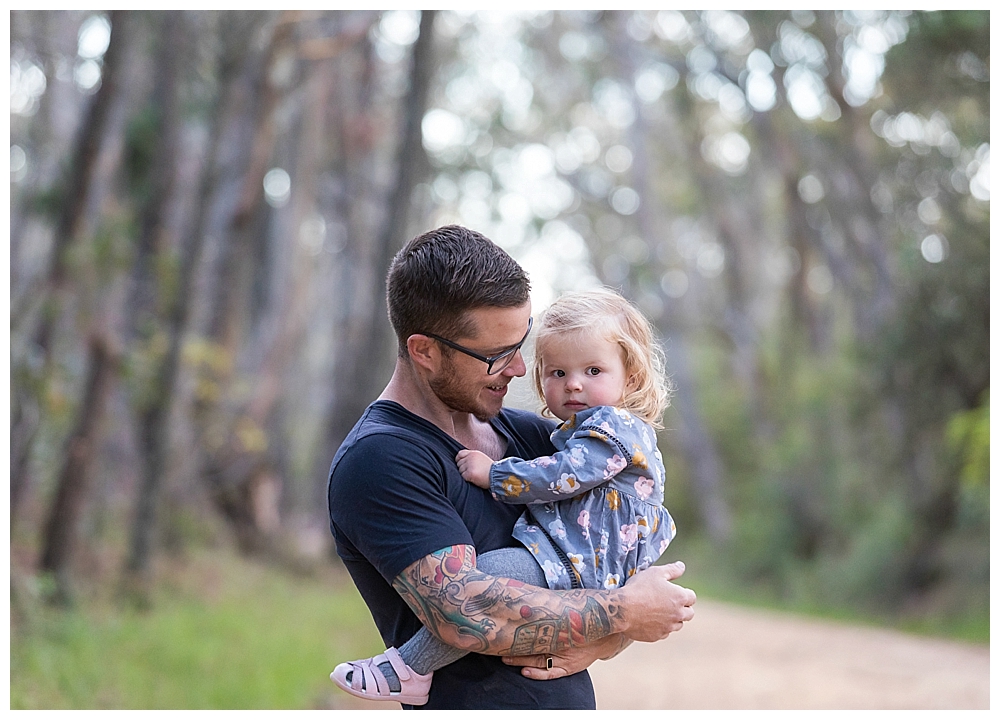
[456, 449, 493, 489]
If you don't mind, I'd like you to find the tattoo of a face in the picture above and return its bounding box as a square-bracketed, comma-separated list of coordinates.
[509, 596, 612, 655]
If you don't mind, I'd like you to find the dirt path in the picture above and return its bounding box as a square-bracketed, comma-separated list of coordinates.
[588, 599, 990, 710]
[331, 599, 989, 710]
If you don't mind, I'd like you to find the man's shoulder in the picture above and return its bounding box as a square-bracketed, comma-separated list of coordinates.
[328, 401, 451, 484]
[338, 401, 441, 450]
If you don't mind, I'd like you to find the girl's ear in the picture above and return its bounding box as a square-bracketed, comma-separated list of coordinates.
[407, 334, 439, 372]
[626, 372, 640, 392]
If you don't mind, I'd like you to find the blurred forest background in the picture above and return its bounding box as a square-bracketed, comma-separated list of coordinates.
[8, 8, 990, 707]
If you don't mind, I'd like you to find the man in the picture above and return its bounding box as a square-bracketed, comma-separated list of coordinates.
[327, 225, 696, 709]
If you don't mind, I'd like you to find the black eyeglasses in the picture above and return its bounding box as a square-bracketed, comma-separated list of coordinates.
[423, 317, 533, 375]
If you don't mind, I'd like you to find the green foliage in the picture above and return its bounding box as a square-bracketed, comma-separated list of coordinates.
[882, 10, 989, 132]
[27, 180, 67, 221]
[66, 209, 136, 315]
[664, 9, 990, 634]
[155, 248, 183, 316]
[10, 552, 384, 709]
[123, 105, 162, 205]
[811, 494, 913, 607]
[945, 389, 989, 488]
[672, 533, 988, 644]
[678, 293, 988, 630]
[876, 216, 989, 426]
[124, 328, 171, 410]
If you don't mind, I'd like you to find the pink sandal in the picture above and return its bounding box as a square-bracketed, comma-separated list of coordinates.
[330, 646, 433, 705]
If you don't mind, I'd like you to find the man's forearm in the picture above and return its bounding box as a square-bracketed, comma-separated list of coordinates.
[392, 545, 626, 656]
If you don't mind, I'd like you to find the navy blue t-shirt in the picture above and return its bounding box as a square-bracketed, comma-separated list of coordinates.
[327, 400, 597, 710]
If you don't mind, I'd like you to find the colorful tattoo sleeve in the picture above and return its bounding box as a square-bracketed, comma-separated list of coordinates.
[391, 545, 624, 655]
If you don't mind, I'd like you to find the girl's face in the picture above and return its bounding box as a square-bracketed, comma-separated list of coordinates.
[539, 330, 633, 422]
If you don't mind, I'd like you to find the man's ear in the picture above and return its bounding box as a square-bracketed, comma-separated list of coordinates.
[407, 334, 439, 372]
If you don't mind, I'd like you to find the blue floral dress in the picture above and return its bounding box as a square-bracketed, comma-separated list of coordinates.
[488, 405, 676, 591]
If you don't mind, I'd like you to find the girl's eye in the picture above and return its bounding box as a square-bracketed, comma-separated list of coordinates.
[554, 369, 565, 378]
[587, 367, 601, 376]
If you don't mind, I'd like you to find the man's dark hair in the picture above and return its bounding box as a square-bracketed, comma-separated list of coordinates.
[386, 225, 530, 356]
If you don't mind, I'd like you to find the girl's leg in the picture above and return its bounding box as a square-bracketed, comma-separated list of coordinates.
[396, 546, 547, 674]
[333, 547, 547, 701]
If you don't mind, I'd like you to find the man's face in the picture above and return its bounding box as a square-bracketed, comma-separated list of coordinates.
[428, 303, 531, 421]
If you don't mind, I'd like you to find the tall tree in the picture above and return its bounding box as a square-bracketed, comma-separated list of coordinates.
[11, 10, 129, 524]
[601, 10, 733, 542]
[39, 335, 120, 603]
[186, 12, 301, 553]
[121, 10, 189, 591]
[317, 10, 437, 485]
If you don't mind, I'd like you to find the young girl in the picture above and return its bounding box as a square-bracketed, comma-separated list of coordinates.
[331, 287, 676, 705]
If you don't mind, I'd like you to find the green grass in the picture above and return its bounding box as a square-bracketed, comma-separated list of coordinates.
[10, 551, 385, 709]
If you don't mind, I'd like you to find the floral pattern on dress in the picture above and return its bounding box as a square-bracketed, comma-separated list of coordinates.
[489, 405, 676, 591]
[549, 473, 580, 494]
[499, 475, 530, 497]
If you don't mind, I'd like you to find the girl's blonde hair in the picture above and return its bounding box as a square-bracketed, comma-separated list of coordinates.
[532, 287, 673, 429]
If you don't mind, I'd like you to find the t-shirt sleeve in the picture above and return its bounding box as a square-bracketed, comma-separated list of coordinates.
[329, 432, 474, 584]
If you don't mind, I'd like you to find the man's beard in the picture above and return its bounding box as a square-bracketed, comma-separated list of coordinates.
[429, 353, 503, 421]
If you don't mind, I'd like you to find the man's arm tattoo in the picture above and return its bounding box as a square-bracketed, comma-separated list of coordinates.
[391, 545, 623, 656]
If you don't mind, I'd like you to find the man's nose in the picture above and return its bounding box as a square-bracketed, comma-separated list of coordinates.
[501, 348, 527, 377]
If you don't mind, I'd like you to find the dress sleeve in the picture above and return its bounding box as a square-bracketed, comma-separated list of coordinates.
[488, 421, 632, 505]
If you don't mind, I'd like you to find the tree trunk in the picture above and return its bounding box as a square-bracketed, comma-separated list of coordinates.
[11, 10, 129, 527]
[124, 13, 256, 577]
[187, 12, 301, 554]
[318, 10, 436, 484]
[29, 10, 128, 357]
[122, 11, 188, 590]
[10, 10, 83, 293]
[666, 336, 735, 542]
[39, 334, 119, 603]
[602, 10, 732, 542]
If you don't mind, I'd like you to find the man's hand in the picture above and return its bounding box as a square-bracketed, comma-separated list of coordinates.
[617, 561, 696, 642]
[502, 633, 631, 680]
[393, 548, 694, 664]
[501, 562, 693, 680]
[456, 449, 493, 489]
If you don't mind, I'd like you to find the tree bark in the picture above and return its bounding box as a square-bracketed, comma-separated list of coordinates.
[10, 10, 82, 292]
[29, 10, 128, 357]
[11, 10, 129, 527]
[187, 12, 302, 554]
[122, 11, 189, 587]
[39, 334, 120, 603]
[319, 10, 436, 481]
[602, 10, 733, 542]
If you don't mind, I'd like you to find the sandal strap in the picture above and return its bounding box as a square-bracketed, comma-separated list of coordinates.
[348, 655, 392, 697]
[349, 661, 364, 692]
[362, 660, 388, 696]
[382, 646, 412, 682]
